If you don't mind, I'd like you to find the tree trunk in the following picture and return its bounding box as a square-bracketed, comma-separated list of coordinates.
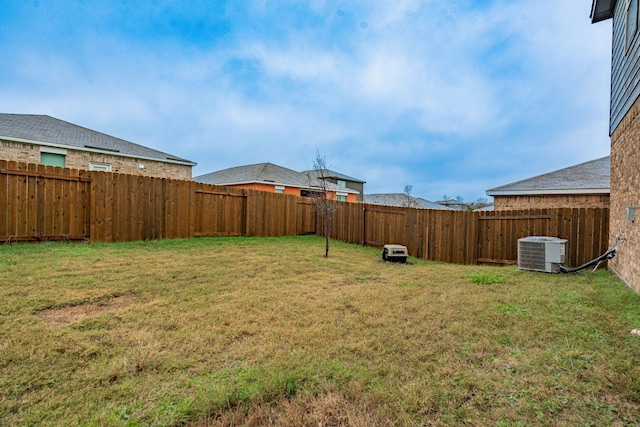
[324, 217, 330, 258]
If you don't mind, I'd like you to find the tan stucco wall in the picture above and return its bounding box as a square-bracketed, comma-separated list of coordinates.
[0, 139, 192, 180]
[609, 96, 640, 293]
[493, 194, 610, 211]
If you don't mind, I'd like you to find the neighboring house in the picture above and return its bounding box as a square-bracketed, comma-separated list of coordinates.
[591, 1, 640, 293]
[0, 114, 195, 180]
[194, 162, 359, 202]
[486, 156, 610, 210]
[302, 169, 366, 202]
[365, 193, 453, 210]
[435, 199, 469, 211]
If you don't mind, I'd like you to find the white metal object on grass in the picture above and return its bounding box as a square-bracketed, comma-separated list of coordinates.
[382, 244, 408, 263]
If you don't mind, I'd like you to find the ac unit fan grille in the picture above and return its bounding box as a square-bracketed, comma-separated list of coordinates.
[518, 241, 546, 271]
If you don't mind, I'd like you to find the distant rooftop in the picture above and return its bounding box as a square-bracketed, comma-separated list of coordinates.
[194, 162, 359, 193]
[302, 168, 366, 183]
[435, 198, 468, 205]
[365, 193, 453, 210]
[487, 156, 610, 196]
[0, 113, 195, 166]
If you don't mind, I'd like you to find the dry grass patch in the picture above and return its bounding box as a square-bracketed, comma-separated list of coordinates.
[1, 236, 640, 426]
[191, 386, 393, 427]
[38, 295, 139, 325]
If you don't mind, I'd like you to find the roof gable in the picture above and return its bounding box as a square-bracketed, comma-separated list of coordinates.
[487, 156, 610, 196]
[0, 114, 195, 166]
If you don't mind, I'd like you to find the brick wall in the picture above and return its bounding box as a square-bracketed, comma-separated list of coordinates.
[493, 194, 610, 210]
[0, 140, 40, 164]
[231, 183, 301, 196]
[0, 139, 192, 180]
[229, 183, 358, 202]
[609, 96, 640, 294]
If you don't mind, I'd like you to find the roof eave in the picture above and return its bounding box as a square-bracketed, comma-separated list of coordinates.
[302, 170, 366, 184]
[591, 0, 616, 23]
[487, 189, 610, 196]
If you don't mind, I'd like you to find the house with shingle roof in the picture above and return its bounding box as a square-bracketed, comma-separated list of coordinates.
[302, 168, 366, 202]
[0, 114, 195, 180]
[486, 156, 610, 210]
[434, 198, 469, 211]
[365, 193, 453, 210]
[194, 162, 360, 202]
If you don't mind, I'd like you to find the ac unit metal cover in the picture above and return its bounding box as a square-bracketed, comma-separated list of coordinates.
[517, 236, 567, 273]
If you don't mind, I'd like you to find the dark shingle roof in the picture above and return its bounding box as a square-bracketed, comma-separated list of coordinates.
[195, 163, 309, 186]
[301, 169, 366, 183]
[365, 193, 453, 210]
[0, 114, 195, 166]
[486, 156, 610, 196]
[435, 198, 468, 206]
[194, 162, 359, 194]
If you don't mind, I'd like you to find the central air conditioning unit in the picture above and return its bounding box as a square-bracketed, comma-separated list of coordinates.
[517, 236, 567, 273]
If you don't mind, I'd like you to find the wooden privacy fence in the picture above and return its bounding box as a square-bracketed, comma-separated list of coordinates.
[89, 171, 318, 241]
[476, 209, 609, 267]
[1, 161, 316, 243]
[1, 161, 610, 267]
[0, 161, 91, 241]
[327, 202, 610, 268]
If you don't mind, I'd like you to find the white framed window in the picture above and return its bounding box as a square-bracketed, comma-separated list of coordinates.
[275, 185, 285, 194]
[89, 162, 112, 172]
[337, 179, 347, 187]
[336, 193, 347, 202]
[627, 0, 639, 51]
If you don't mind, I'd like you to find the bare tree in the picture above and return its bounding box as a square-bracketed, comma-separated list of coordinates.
[468, 197, 490, 211]
[402, 184, 421, 208]
[308, 150, 335, 258]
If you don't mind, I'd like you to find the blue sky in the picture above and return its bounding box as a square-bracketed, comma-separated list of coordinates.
[0, 1, 612, 202]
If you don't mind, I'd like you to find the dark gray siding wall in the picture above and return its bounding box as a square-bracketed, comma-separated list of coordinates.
[611, 0, 640, 133]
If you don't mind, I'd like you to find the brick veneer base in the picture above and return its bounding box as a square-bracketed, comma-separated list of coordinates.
[0, 139, 191, 180]
[494, 194, 609, 210]
[609, 96, 640, 293]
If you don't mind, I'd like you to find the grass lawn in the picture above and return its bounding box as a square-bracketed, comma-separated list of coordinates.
[1, 235, 640, 426]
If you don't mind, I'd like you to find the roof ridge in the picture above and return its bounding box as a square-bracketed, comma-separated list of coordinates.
[489, 157, 609, 190]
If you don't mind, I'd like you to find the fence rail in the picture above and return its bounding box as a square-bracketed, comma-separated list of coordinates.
[0, 161, 610, 267]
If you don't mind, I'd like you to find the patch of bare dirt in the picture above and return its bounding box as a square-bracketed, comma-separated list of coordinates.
[38, 295, 137, 325]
